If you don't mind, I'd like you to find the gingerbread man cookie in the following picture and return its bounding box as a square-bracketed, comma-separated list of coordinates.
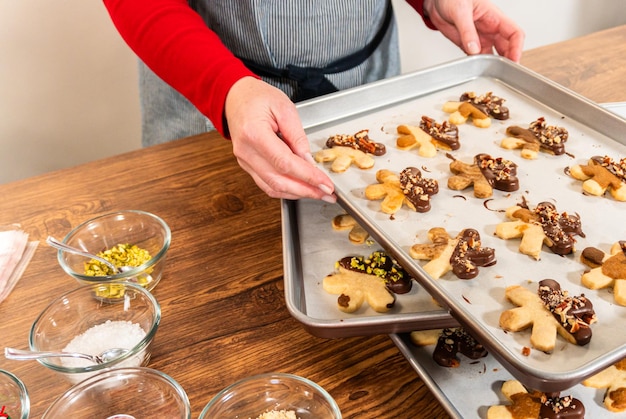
[499, 279, 596, 353]
[365, 167, 438, 214]
[397, 124, 436, 157]
[580, 241, 626, 306]
[314, 129, 384, 172]
[323, 266, 394, 313]
[487, 380, 585, 419]
[583, 358, 626, 413]
[447, 153, 519, 198]
[396, 116, 460, 157]
[569, 155, 626, 201]
[409, 227, 496, 280]
[409, 329, 443, 346]
[495, 201, 584, 260]
[443, 91, 510, 128]
[331, 214, 370, 245]
[314, 146, 375, 173]
[322, 250, 413, 312]
[410, 327, 487, 368]
[501, 117, 568, 159]
[325, 129, 386, 156]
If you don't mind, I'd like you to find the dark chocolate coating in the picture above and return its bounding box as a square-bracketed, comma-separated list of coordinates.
[399, 167, 438, 213]
[419, 116, 460, 150]
[475, 153, 519, 192]
[338, 251, 413, 294]
[459, 91, 510, 120]
[450, 229, 496, 280]
[432, 328, 487, 367]
[538, 279, 595, 346]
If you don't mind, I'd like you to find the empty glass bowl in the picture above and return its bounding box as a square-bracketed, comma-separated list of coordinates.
[42, 367, 190, 418]
[29, 282, 160, 384]
[0, 369, 29, 419]
[200, 373, 342, 418]
[57, 210, 171, 293]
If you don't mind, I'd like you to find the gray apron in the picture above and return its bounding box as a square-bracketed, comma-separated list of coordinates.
[140, 0, 400, 145]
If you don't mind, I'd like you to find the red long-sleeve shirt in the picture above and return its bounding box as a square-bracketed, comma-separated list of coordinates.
[103, 0, 430, 136]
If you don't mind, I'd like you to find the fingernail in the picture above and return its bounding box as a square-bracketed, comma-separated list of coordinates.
[319, 184, 334, 195]
[467, 41, 480, 55]
[321, 194, 337, 204]
[304, 153, 316, 165]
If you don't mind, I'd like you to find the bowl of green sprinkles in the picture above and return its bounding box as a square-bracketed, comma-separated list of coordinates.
[57, 210, 171, 295]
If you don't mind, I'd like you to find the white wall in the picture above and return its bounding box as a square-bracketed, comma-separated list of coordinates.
[0, 1, 141, 184]
[1, 1, 625, 184]
[393, 0, 626, 73]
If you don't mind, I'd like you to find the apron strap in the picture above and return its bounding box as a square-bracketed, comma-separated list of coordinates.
[237, 1, 393, 101]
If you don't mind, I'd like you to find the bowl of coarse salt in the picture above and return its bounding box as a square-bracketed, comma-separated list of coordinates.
[199, 373, 342, 419]
[29, 282, 160, 384]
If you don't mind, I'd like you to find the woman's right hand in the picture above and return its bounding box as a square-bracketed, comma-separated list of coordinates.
[224, 77, 336, 202]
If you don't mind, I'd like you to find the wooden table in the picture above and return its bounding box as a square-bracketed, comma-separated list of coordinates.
[1, 24, 626, 419]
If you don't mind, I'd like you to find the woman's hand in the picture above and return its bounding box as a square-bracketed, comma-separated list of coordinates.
[225, 77, 336, 202]
[423, 0, 525, 62]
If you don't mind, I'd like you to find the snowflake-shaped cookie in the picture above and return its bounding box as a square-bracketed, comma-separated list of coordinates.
[501, 117, 568, 159]
[499, 279, 596, 353]
[396, 116, 460, 157]
[447, 153, 519, 198]
[365, 167, 438, 214]
[569, 155, 626, 201]
[487, 380, 584, 419]
[580, 241, 626, 306]
[495, 202, 584, 260]
[409, 227, 496, 279]
[583, 358, 626, 413]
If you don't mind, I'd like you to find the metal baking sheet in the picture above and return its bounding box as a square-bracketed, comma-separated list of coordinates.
[281, 198, 457, 339]
[603, 101, 626, 119]
[295, 55, 626, 391]
[390, 333, 620, 419]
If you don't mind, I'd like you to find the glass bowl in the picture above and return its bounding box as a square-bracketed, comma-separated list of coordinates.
[0, 369, 29, 419]
[29, 282, 160, 384]
[199, 373, 342, 419]
[57, 210, 171, 293]
[42, 367, 190, 418]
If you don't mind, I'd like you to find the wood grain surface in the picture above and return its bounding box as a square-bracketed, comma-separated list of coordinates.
[1, 24, 625, 419]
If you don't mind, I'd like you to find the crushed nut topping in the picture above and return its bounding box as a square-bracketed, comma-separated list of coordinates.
[538, 279, 596, 346]
[419, 116, 460, 149]
[595, 155, 626, 182]
[399, 167, 438, 212]
[326, 129, 386, 156]
[477, 154, 517, 181]
[529, 117, 569, 147]
[450, 229, 496, 279]
[460, 91, 510, 120]
[339, 251, 409, 284]
[529, 202, 584, 254]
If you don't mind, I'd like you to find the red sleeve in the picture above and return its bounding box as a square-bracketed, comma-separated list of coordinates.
[102, 0, 258, 136]
[405, 0, 436, 30]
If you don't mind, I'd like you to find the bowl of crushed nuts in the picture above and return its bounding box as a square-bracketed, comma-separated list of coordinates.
[199, 373, 342, 419]
[57, 210, 170, 294]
